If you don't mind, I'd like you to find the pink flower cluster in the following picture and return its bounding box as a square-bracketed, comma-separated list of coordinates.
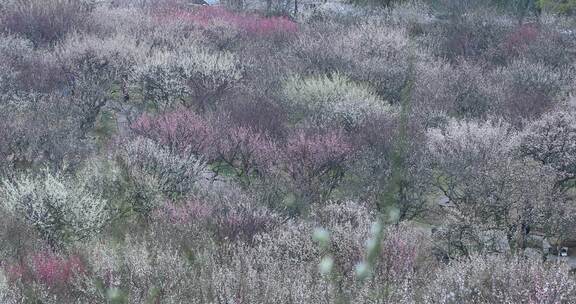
[5, 251, 85, 287]
[381, 230, 418, 278]
[133, 110, 354, 191]
[159, 199, 277, 243]
[503, 23, 540, 56]
[160, 198, 213, 225]
[132, 110, 277, 177]
[284, 130, 353, 181]
[214, 208, 276, 243]
[5, 263, 30, 283]
[132, 109, 214, 156]
[156, 7, 298, 38]
[213, 124, 278, 176]
[33, 252, 85, 287]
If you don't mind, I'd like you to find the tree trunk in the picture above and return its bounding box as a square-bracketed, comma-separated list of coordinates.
[294, 0, 298, 17]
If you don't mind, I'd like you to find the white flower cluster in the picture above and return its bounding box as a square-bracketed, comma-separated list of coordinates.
[121, 138, 207, 213]
[1, 169, 110, 244]
[283, 73, 391, 127]
[134, 45, 243, 109]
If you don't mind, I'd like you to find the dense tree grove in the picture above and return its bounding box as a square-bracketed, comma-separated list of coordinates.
[0, 0, 575, 303]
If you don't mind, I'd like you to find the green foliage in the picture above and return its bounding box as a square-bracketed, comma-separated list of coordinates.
[540, 0, 576, 14]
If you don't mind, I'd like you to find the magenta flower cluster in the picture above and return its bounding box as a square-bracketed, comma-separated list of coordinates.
[5, 251, 85, 287]
[133, 109, 354, 184]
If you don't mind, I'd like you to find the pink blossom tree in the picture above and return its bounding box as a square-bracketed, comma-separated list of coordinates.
[131, 109, 215, 157]
[281, 129, 354, 205]
[210, 115, 278, 183]
[132, 110, 278, 185]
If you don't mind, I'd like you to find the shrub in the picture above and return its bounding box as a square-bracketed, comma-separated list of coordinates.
[310, 201, 375, 276]
[412, 59, 458, 124]
[32, 252, 85, 288]
[494, 59, 564, 123]
[292, 21, 349, 74]
[204, 203, 430, 303]
[421, 5, 510, 62]
[0, 34, 143, 168]
[357, 224, 434, 303]
[0, 211, 41, 262]
[0, 0, 91, 47]
[349, 0, 406, 6]
[0, 35, 66, 96]
[425, 255, 576, 303]
[540, 0, 576, 14]
[159, 197, 281, 244]
[0, 270, 8, 302]
[341, 21, 412, 104]
[447, 63, 496, 119]
[132, 110, 277, 183]
[211, 204, 363, 302]
[133, 51, 189, 110]
[280, 129, 353, 207]
[0, 169, 111, 247]
[342, 112, 397, 196]
[295, 20, 411, 103]
[199, 7, 298, 37]
[502, 23, 541, 58]
[0, 35, 34, 100]
[209, 118, 278, 182]
[57, 33, 143, 98]
[282, 73, 390, 128]
[88, 5, 154, 37]
[414, 56, 565, 124]
[520, 107, 576, 186]
[54, 34, 145, 134]
[84, 237, 194, 303]
[135, 45, 243, 111]
[522, 27, 576, 68]
[414, 60, 496, 120]
[0, 90, 112, 174]
[119, 138, 207, 215]
[224, 99, 288, 138]
[427, 120, 559, 255]
[2, 250, 88, 303]
[131, 109, 215, 156]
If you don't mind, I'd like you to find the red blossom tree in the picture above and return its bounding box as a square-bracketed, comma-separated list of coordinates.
[154, 7, 298, 38]
[4, 251, 85, 288]
[32, 252, 85, 287]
